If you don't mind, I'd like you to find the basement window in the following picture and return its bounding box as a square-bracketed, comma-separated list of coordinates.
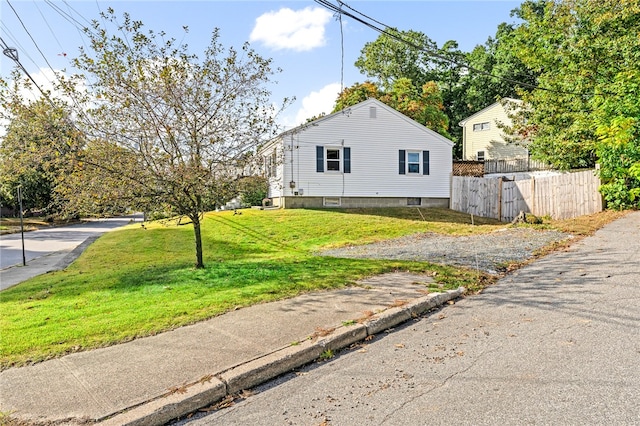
[324, 197, 341, 207]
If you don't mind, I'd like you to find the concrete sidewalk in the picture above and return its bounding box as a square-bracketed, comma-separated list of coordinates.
[0, 271, 463, 425]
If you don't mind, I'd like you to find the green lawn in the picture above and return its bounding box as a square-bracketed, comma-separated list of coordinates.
[0, 208, 502, 369]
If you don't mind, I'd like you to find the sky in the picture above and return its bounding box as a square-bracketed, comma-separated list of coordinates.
[0, 0, 522, 130]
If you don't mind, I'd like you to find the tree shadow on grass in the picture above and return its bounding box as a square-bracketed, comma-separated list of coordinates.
[305, 207, 501, 226]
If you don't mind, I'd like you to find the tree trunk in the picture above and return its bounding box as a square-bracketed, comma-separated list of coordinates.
[191, 214, 204, 269]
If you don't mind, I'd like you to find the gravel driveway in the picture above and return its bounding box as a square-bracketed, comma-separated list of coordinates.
[318, 227, 572, 274]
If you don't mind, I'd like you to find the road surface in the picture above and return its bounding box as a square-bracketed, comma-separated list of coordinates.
[0, 215, 140, 269]
[0, 215, 141, 290]
[182, 211, 640, 425]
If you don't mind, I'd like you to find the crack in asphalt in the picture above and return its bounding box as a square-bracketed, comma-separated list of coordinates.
[379, 345, 504, 425]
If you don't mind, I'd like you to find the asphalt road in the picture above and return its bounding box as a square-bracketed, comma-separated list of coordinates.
[0, 214, 141, 270]
[182, 211, 640, 425]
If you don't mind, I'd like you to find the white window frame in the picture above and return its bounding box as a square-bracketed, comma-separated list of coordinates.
[407, 151, 421, 174]
[326, 148, 341, 172]
[477, 150, 486, 161]
[473, 122, 490, 131]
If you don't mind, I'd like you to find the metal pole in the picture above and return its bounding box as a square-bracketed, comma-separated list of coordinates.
[17, 186, 26, 266]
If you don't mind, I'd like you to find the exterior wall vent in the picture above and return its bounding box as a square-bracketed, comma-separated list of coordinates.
[369, 106, 376, 119]
[323, 197, 341, 207]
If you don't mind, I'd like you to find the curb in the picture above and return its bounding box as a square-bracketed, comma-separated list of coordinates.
[100, 287, 465, 425]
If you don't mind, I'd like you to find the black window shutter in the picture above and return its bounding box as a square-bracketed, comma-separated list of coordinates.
[343, 147, 351, 173]
[423, 150, 430, 175]
[399, 150, 406, 174]
[316, 146, 324, 172]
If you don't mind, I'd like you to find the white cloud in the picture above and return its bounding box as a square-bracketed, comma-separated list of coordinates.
[293, 82, 341, 125]
[250, 7, 333, 52]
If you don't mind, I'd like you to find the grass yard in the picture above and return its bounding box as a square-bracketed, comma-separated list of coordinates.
[0, 206, 598, 369]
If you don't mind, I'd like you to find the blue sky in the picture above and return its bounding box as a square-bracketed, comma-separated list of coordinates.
[0, 0, 521, 129]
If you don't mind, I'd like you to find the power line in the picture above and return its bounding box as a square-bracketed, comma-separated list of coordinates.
[6, 0, 58, 76]
[43, 0, 94, 35]
[3, 0, 101, 135]
[1, 36, 56, 108]
[0, 23, 40, 72]
[33, 0, 66, 56]
[314, 0, 600, 97]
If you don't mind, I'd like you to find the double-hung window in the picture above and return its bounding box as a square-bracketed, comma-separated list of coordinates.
[326, 148, 341, 171]
[316, 146, 351, 173]
[407, 152, 421, 174]
[399, 150, 430, 175]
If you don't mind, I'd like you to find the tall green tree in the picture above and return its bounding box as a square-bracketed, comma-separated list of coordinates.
[510, 0, 640, 207]
[66, 9, 287, 268]
[332, 79, 449, 137]
[353, 26, 536, 157]
[0, 75, 83, 216]
[355, 29, 438, 90]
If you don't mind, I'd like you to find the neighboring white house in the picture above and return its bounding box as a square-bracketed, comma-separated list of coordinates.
[259, 98, 454, 209]
[458, 98, 528, 161]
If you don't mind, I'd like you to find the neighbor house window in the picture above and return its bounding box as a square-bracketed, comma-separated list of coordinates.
[399, 150, 430, 175]
[316, 146, 351, 173]
[473, 122, 490, 131]
[477, 151, 485, 161]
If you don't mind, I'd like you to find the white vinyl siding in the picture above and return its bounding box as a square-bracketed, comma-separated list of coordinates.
[273, 99, 452, 199]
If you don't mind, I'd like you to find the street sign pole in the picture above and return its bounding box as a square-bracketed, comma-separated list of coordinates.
[17, 186, 26, 266]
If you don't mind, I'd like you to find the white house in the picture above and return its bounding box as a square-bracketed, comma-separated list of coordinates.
[458, 98, 528, 161]
[260, 98, 454, 209]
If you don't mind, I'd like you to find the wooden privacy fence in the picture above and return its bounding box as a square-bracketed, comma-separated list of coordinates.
[451, 169, 603, 222]
[483, 158, 552, 174]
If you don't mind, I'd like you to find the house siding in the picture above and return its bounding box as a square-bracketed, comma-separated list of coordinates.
[264, 99, 453, 208]
[461, 102, 528, 161]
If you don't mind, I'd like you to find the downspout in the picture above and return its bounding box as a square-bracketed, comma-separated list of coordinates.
[290, 133, 295, 196]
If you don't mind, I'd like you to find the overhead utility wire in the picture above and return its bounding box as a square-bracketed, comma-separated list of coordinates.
[0, 23, 39, 70]
[33, 0, 66, 55]
[314, 0, 599, 97]
[6, 0, 58, 77]
[1, 36, 56, 108]
[44, 0, 94, 34]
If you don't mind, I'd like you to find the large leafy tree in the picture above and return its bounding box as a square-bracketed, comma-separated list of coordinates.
[353, 26, 535, 157]
[510, 0, 640, 207]
[332, 79, 449, 137]
[589, 0, 640, 208]
[509, 0, 600, 169]
[0, 75, 83, 216]
[66, 10, 286, 268]
[355, 29, 438, 91]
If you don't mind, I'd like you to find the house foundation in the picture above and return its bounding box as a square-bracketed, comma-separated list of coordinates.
[271, 196, 450, 209]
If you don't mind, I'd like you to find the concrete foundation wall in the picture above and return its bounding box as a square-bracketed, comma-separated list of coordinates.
[276, 197, 450, 209]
